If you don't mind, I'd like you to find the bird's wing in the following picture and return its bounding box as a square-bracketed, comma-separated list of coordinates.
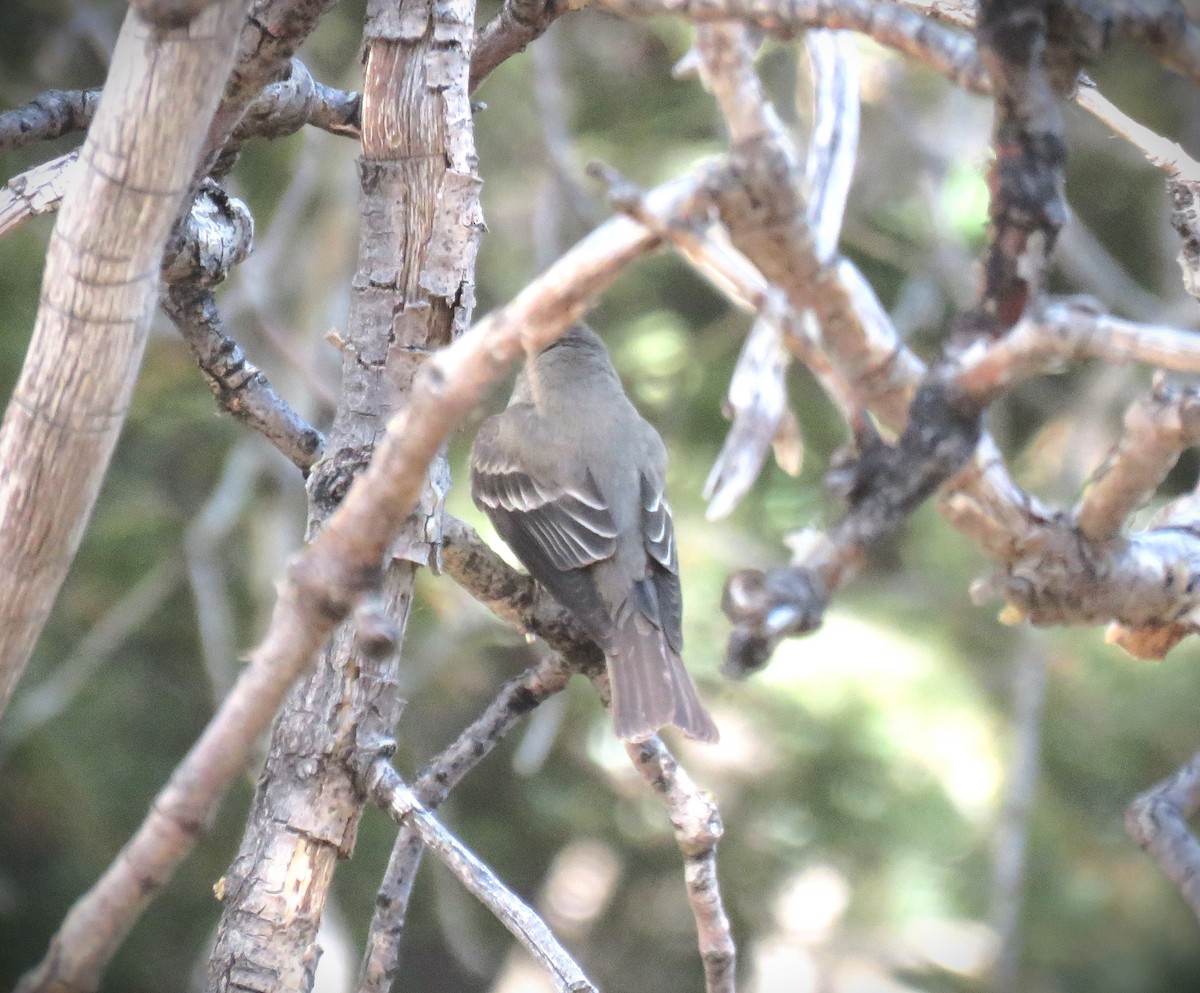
[639, 468, 684, 653]
[471, 417, 620, 574]
[640, 470, 678, 573]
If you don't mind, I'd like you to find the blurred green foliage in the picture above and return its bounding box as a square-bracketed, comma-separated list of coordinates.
[4, 3, 1200, 993]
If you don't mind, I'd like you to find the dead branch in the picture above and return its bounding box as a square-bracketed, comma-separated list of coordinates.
[625, 737, 736, 993]
[204, 0, 482, 985]
[974, 0, 1075, 331]
[0, 90, 98, 153]
[1074, 380, 1200, 543]
[205, 0, 345, 176]
[358, 652, 575, 993]
[951, 300, 1200, 404]
[0, 0, 252, 719]
[599, 0, 989, 91]
[366, 761, 597, 993]
[0, 150, 78, 240]
[472, 0, 571, 92]
[163, 286, 325, 473]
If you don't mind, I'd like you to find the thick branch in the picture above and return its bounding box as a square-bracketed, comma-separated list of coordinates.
[205, 0, 482, 985]
[0, 0, 251, 718]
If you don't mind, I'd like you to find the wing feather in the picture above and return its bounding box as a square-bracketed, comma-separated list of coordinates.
[471, 423, 619, 574]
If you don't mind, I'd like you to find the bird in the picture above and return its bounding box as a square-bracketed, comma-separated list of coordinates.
[470, 323, 719, 743]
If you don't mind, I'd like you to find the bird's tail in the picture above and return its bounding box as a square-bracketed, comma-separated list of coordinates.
[606, 612, 719, 744]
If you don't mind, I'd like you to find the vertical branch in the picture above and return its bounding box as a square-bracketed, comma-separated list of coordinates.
[974, 0, 1073, 330]
[625, 736, 736, 993]
[205, 0, 483, 988]
[0, 0, 251, 715]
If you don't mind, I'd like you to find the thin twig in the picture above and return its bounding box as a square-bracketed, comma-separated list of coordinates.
[625, 737, 736, 993]
[163, 286, 326, 473]
[358, 654, 575, 993]
[471, 0, 570, 93]
[366, 762, 597, 993]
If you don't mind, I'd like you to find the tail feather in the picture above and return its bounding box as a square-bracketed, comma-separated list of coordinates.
[607, 613, 719, 743]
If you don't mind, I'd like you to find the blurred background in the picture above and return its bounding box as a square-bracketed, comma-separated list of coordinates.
[4, 1, 1200, 991]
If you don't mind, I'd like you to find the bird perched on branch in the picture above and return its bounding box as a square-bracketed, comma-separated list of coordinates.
[470, 323, 719, 743]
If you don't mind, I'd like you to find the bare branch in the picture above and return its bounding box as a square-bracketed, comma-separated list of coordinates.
[205, 0, 482, 984]
[1074, 380, 1200, 542]
[358, 652, 575, 993]
[973, 0, 1074, 331]
[951, 300, 1200, 405]
[625, 737, 736, 993]
[163, 286, 326, 473]
[597, 0, 990, 92]
[205, 0, 346, 176]
[230, 58, 362, 144]
[1127, 752, 1200, 926]
[0, 0, 252, 718]
[803, 29, 860, 263]
[366, 762, 597, 993]
[471, 0, 570, 93]
[704, 298, 799, 521]
[0, 90, 98, 153]
[0, 150, 77, 240]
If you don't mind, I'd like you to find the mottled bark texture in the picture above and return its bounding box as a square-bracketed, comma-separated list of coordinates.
[205, 0, 482, 988]
[974, 0, 1075, 331]
[0, 0, 250, 716]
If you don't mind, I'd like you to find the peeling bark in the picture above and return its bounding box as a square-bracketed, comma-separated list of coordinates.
[205, 0, 482, 988]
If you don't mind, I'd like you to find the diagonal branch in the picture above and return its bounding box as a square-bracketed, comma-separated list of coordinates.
[1127, 751, 1200, 925]
[0, 0, 252, 719]
[471, 0, 571, 92]
[366, 761, 597, 993]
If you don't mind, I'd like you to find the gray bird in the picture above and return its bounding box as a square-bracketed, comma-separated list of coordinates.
[470, 324, 719, 743]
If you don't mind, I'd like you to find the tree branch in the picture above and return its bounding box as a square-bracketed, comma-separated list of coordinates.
[1127, 751, 1200, 926]
[366, 762, 597, 993]
[0, 0, 252, 719]
[625, 737, 736, 993]
[471, 0, 571, 92]
[163, 285, 325, 473]
[0, 90, 99, 153]
[358, 651, 575, 993]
